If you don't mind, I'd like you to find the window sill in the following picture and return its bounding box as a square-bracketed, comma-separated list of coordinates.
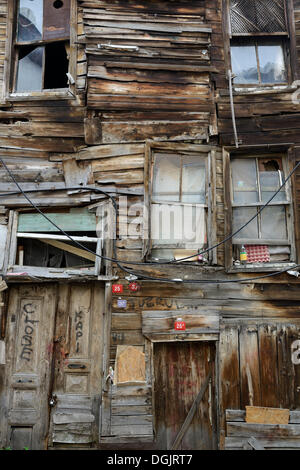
[6, 265, 99, 280]
[6, 89, 76, 102]
[232, 84, 296, 95]
[228, 262, 297, 274]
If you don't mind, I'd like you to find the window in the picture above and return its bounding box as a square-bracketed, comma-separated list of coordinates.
[228, 0, 291, 85]
[146, 145, 213, 263]
[8, 0, 74, 95]
[5, 208, 104, 278]
[228, 153, 295, 268]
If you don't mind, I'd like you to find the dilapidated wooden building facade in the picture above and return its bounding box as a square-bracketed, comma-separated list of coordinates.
[1, 0, 300, 450]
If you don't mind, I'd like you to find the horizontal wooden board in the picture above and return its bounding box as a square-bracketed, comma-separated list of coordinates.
[246, 406, 290, 425]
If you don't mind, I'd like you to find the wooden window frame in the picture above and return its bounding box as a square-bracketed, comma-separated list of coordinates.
[143, 141, 217, 264]
[223, 0, 298, 88]
[223, 147, 297, 272]
[2, 209, 104, 279]
[4, 0, 77, 101]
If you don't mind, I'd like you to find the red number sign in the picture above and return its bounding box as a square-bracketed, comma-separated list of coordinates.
[112, 284, 123, 294]
[129, 282, 140, 292]
[174, 319, 186, 331]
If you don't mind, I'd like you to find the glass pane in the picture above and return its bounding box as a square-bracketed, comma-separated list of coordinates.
[261, 206, 287, 239]
[231, 158, 259, 203]
[182, 156, 206, 203]
[152, 154, 180, 202]
[233, 207, 259, 239]
[259, 158, 287, 203]
[151, 203, 206, 245]
[15, 46, 43, 92]
[231, 44, 259, 84]
[258, 43, 287, 83]
[17, 0, 43, 42]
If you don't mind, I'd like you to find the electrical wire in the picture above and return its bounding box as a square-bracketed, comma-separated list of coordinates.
[0, 157, 299, 284]
[1, 160, 299, 265]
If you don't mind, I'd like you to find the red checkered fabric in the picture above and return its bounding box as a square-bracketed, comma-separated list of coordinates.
[245, 245, 270, 263]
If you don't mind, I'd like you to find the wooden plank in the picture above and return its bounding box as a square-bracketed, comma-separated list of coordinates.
[40, 238, 96, 262]
[142, 310, 219, 335]
[248, 437, 265, 450]
[239, 326, 261, 409]
[227, 422, 300, 438]
[225, 436, 300, 450]
[246, 406, 290, 425]
[258, 325, 280, 407]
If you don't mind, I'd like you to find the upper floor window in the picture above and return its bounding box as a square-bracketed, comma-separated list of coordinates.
[145, 144, 215, 263]
[229, 0, 290, 85]
[225, 151, 296, 269]
[9, 0, 73, 95]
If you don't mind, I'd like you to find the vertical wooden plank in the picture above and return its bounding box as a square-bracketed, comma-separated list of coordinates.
[258, 324, 279, 408]
[219, 325, 240, 446]
[277, 324, 290, 409]
[239, 326, 261, 409]
[219, 325, 240, 410]
[287, 324, 298, 410]
[90, 282, 105, 443]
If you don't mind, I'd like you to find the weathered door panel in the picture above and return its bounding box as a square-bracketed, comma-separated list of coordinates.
[49, 282, 104, 447]
[4, 284, 57, 450]
[154, 341, 217, 450]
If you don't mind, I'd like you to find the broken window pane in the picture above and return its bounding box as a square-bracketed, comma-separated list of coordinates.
[231, 43, 259, 84]
[182, 156, 206, 203]
[152, 155, 180, 202]
[17, 0, 43, 42]
[261, 206, 288, 239]
[44, 42, 69, 89]
[258, 43, 287, 83]
[15, 46, 43, 92]
[232, 207, 259, 239]
[231, 158, 258, 203]
[259, 158, 287, 202]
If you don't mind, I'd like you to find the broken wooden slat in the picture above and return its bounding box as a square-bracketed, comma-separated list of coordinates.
[248, 437, 265, 450]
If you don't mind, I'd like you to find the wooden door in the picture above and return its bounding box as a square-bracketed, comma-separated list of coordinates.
[2, 282, 105, 449]
[48, 282, 104, 448]
[153, 341, 217, 450]
[3, 284, 57, 450]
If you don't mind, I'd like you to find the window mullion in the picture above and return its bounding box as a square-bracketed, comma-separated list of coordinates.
[255, 41, 262, 84]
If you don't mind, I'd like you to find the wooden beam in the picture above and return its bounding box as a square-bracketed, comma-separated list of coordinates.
[40, 239, 96, 262]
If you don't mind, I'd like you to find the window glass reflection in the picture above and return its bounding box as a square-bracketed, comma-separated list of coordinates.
[17, 0, 43, 42]
[231, 44, 258, 84]
[258, 43, 287, 83]
[16, 46, 43, 92]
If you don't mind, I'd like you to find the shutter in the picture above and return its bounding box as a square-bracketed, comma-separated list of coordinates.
[230, 0, 287, 34]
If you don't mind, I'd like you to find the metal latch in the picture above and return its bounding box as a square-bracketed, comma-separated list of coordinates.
[49, 395, 57, 407]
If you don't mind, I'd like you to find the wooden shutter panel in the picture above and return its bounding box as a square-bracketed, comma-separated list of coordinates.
[43, 0, 70, 40]
[230, 0, 287, 34]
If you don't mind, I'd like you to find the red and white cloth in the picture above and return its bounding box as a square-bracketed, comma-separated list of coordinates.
[245, 245, 270, 263]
